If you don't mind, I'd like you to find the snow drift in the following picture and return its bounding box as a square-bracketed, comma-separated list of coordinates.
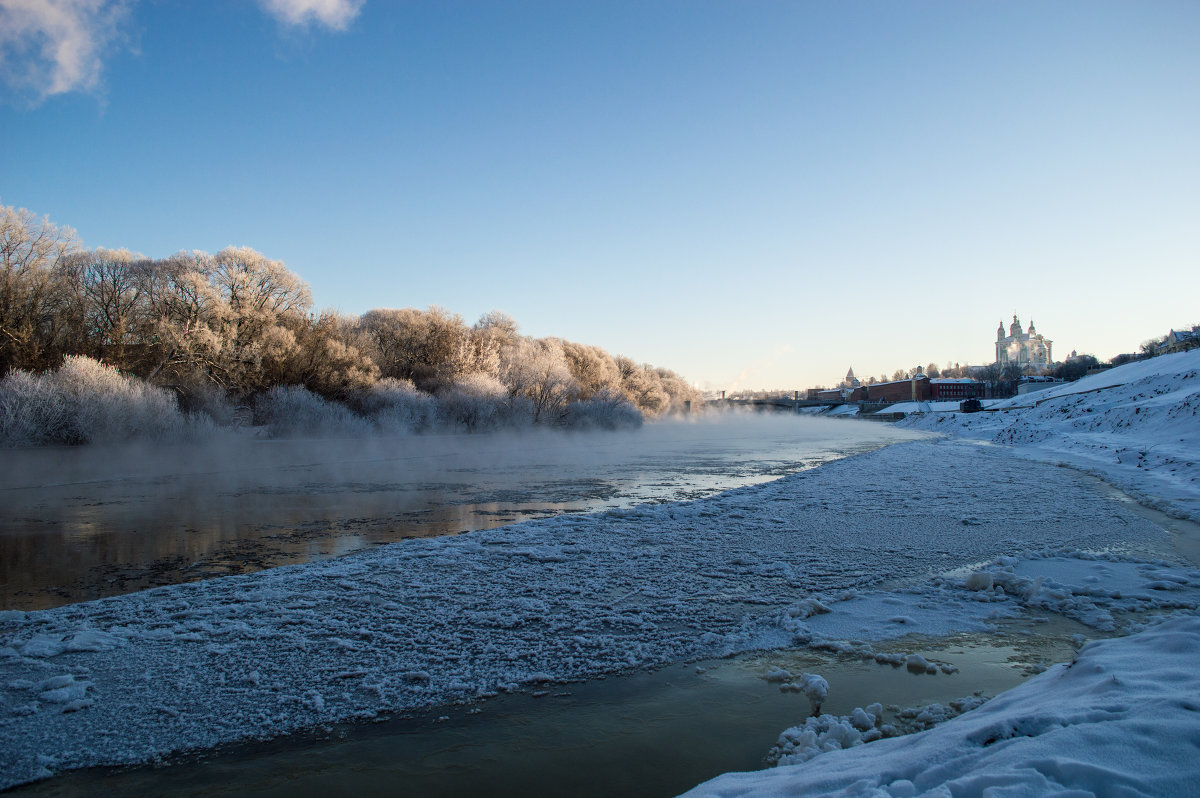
[682, 615, 1200, 798]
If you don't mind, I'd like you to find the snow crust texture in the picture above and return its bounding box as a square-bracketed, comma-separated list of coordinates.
[682, 614, 1200, 798]
[0, 439, 1185, 788]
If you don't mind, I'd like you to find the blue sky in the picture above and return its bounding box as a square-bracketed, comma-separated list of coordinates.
[2, 0, 1197, 390]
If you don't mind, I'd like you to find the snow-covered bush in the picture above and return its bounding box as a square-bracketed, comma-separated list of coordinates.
[565, 391, 643, 430]
[437, 372, 526, 432]
[177, 383, 242, 427]
[0, 356, 188, 446]
[254, 385, 372, 438]
[351, 377, 437, 434]
[0, 369, 71, 445]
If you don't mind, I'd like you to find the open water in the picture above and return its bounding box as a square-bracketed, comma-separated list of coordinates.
[0, 413, 923, 610]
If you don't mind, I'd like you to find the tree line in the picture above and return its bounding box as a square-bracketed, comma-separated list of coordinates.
[1, 203, 699, 443]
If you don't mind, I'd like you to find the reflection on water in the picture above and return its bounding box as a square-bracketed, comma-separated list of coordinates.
[10, 615, 1093, 798]
[0, 414, 924, 610]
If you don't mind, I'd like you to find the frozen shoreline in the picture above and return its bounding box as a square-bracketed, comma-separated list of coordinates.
[677, 350, 1200, 797]
[4, 430, 1199, 790]
[683, 614, 1200, 798]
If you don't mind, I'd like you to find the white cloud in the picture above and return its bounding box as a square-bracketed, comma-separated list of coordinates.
[257, 0, 364, 31]
[0, 0, 364, 105]
[0, 0, 132, 102]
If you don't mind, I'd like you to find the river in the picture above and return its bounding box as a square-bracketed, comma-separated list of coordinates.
[0, 413, 923, 610]
[3, 415, 1181, 797]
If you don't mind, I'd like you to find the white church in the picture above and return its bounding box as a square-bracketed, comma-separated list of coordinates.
[996, 315, 1052, 368]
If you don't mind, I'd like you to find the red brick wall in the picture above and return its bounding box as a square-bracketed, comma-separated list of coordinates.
[849, 378, 930, 403]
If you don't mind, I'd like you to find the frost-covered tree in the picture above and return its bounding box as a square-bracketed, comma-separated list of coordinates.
[60, 248, 152, 372]
[616, 356, 670, 417]
[469, 310, 520, 378]
[133, 247, 315, 396]
[0, 203, 80, 374]
[499, 337, 579, 424]
[208, 246, 312, 393]
[654, 366, 700, 412]
[561, 340, 622, 399]
[358, 306, 474, 391]
[2, 203, 711, 441]
[284, 311, 379, 398]
[141, 251, 227, 386]
[474, 310, 518, 339]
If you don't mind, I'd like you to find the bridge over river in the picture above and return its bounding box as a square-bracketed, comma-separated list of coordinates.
[703, 397, 901, 418]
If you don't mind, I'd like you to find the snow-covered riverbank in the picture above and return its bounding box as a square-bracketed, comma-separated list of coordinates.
[896, 348, 1200, 522]
[683, 614, 1200, 797]
[679, 351, 1200, 797]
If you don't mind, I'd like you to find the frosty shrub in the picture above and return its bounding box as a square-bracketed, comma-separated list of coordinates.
[254, 385, 372, 438]
[436, 372, 522, 432]
[0, 356, 188, 446]
[565, 391, 644, 430]
[350, 377, 437, 435]
[0, 369, 71, 446]
[176, 383, 241, 427]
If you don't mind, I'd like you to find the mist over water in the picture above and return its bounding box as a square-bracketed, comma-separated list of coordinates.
[0, 414, 924, 610]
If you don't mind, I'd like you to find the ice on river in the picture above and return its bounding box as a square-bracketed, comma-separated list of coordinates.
[3, 436, 1199, 789]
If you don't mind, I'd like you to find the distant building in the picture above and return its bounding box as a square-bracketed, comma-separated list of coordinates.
[929, 378, 990, 401]
[1158, 329, 1200, 355]
[996, 315, 1052, 368]
[847, 374, 931, 404]
[817, 367, 865, 401]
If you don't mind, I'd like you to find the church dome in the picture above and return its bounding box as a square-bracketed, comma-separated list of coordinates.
[1009, 315, 1023, 337]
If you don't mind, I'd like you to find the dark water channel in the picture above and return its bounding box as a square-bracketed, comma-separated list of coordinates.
[11, 615, 1093, 798]
[0, 415, 923, 610]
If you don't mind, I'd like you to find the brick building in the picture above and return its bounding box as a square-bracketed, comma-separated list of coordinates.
[929, 378, 990, 401]
[847, 375, 932, 403]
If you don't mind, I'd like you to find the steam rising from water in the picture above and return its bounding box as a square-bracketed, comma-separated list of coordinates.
[0, 414, 924, 609]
